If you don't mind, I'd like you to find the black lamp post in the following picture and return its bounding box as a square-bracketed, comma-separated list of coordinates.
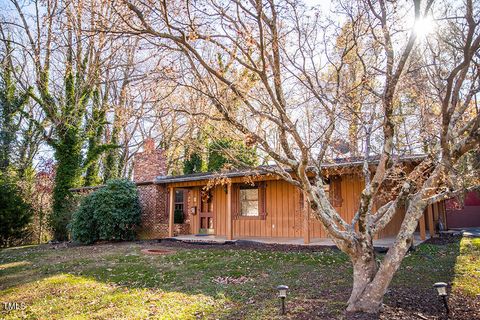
[276, 285, 289, 315]
[433, 282, 449, 317]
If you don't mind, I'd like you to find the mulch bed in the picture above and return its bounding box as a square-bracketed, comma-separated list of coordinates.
[156, 238, 340, 252]
[379, 287, 479, 320]
[287, 287, 479, 320]
[423, 233, 463, 246]
[156, 234, 463, 253]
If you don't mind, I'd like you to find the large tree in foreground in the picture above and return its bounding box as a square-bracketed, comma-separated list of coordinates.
[118, 0, 479, 313]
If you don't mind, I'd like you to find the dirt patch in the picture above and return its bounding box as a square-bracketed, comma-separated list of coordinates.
[423, 234, 462, 246]
[141, 248, 176, 255]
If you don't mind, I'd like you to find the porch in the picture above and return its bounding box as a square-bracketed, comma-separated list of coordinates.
[164, 178, 442, 245]
[169, 232, 429, 249]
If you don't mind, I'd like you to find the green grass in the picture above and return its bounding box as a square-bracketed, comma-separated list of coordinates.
[0, 237, 478, 319]
[452, 237, 480, 296]
[390, 241, 460, 287]
[0, 274, 220, 320]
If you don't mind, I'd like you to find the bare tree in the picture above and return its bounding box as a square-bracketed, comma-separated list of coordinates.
[99, 43, 191, 178]
[115, 0, 480, 313]
[2, 0, 127, 239]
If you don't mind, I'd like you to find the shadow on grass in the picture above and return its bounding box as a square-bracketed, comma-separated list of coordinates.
[0, 241, 352, 319]
[383, 235, 462, 319]
[1, 236, 475, 319]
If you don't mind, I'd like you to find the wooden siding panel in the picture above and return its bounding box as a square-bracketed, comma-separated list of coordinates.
[188, 188, 199, 234]
[279, 182, 285, 237]
[266, 180, 273, 237]
[180, 173, 406, 239]
[213, 186, 227, 236]
[289, 184, 296, 237]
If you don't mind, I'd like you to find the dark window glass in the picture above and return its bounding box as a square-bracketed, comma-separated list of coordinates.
[175, 190, 184, 203]
[175, 190, 184, 213]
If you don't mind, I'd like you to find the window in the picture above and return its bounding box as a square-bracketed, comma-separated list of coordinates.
[240, 186, 259, 217]
[233, 182, 266, 219]
[174, 190, 184, 213]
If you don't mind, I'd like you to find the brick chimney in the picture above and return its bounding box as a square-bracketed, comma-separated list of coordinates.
[133, 138, 166, 182]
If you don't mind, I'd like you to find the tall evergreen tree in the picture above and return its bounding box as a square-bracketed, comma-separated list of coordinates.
[207, 138, 258, 172]
[183, 150, 203, 174]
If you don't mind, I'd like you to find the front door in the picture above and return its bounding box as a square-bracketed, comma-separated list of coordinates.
[199, 190, 214, 234]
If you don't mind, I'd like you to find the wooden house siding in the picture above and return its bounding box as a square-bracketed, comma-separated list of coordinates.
[174, 174, 405, 239]
[163, 173, 439, 240]
[228, 179, 301, 238]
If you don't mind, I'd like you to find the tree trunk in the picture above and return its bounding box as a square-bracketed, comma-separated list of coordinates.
[347, 239, 380, 312]
[347, 268, 391, 313]
[346, 203, 426, 313]
[51, 129, 83, 241]
[346, 237, 412, 313]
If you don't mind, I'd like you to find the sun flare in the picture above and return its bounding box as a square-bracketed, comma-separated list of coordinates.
[414, 16, 435, 37]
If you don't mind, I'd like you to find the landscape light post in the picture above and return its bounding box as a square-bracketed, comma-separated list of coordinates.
[433, 282, 450, 318]
[276, 285, 289, 315]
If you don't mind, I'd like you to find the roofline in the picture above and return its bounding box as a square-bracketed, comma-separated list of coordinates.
[155, 169, 269, 184]
[155, 154, 427, 185]
[70, 180, 155, 193]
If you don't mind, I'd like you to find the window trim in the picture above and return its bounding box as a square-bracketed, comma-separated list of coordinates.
[233, 182, 267, 220]
[239, 185, 260, 218]
[174, 189, 186, 215]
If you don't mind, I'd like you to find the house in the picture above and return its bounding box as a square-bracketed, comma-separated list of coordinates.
[445, 191, 480, 229]
[133, 140, 445, 244]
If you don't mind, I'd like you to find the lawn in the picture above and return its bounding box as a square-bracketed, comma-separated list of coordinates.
[0, 237, 478, 319]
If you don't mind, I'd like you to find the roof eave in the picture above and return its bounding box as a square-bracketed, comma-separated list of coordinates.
[154, 154, 428, 185]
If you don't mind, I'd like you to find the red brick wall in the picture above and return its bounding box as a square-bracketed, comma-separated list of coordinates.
[134, 145, 190, 239]
[133, 143, 166, 238]
[133, 149, 166, 182]
[136, 184, 169, 239]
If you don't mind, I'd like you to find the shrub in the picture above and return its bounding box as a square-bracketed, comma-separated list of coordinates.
[0, 174, 33, 247]
[69, 192, 97, 244]
[70, 179, 141, 244]
[174, 209, 184, 224]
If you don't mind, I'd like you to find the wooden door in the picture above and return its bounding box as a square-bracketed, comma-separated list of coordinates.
[199, 190, 214, 234]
